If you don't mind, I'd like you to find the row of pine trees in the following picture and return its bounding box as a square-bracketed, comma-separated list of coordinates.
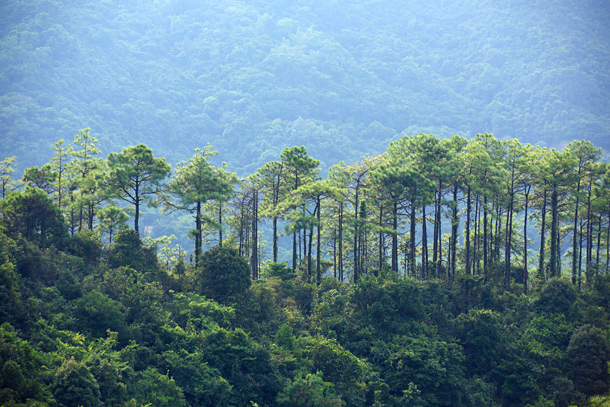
[3, 130, 609, 292]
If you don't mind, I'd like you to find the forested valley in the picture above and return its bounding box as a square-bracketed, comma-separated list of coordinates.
[1, 132, 610, 407]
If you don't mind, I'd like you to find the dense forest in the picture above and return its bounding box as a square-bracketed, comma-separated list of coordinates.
[1, 132, 610, 406]
[1, 0, 610, 174]
[2, 0, 610, 406]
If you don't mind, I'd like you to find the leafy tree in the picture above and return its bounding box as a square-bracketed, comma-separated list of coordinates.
[534, 278, 577, 314]
[256, 160, 287, 263]
[303, 336, 366, 405]
[567, 324, 610, 397]
[565, 140, 602, 287]
[70, 128, 104, 231]
[53, 358, 102, 407]
[106, 144, 170, 234]
[455, 309, 502, 376]
[162, 147, 236, 265]
[130, 368, 187, 407]
[280, 146, 320, 272]
[73, 291, 126, 339]
[277, 371, 344, 407]
[50, 138, 73, 211]
[0, 156, 18, 199]
[542, 149, 577, 278]
[106, 229, 158, 273]
[0, 187, 67, 247]
[196, 245, 251, 304]
[97, 205, 129, 244]
[22, 164, 56, 195]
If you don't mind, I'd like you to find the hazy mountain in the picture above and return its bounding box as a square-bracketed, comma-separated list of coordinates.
[1, 0, 609, 172]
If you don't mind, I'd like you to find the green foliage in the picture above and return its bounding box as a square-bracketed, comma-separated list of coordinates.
[382, 338, 468, 406]
[107, 229, 158, 273]
[455, 309, 502, 376]
[53, 358, 102, 407]
[105, 144, 170, 234]
[201, 327, 280, 406]
[350, 276, 424, 336]
[0, 187, 67, 248]
[196, 245, 251, 304]
[73, 291, 126, 339]
[567, 324, 610, 397]
[97, 205, 129, 244]
[130, 368, 186, 407]
[4, 134, 610, 407]
[534, 278, 577, 314]
[277, 371, 344, 407]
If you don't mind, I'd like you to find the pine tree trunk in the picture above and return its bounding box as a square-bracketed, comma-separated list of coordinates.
[450, 185, 459, 279]
[410, 198, 416, 277]
[550, 186, 559, 278]
[523, 187, 530, 294]
[316, 199, 321, 284]
[539, 189, 547, 280]
[422, 205, 428, 279]
[378, 204, 383, 275]
[252, 191, 258, 280]
[465, 186, 472, 275]
[483, 195, 489, 280]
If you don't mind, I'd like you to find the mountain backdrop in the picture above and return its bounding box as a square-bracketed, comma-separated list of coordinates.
[1, 0, 610, 173]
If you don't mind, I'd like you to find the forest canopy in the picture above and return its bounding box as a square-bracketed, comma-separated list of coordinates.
[2, 0, 610, 405]
[1, 133, 610, 406]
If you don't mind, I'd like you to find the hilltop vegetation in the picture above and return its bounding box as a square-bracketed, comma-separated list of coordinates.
[1, 133, 610, 406]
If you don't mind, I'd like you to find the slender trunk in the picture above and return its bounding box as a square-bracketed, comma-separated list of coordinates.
[378, 204, 383, 275]
[273, 216, 278, 262]
[524, 186, 531, 294]
[505, 189, 514, 289]
[465, 186, 472, 275]
[422, 205, 428, 279]
[410, 198, 416, 277]
[308, 212, 314, 283]
[433, 185, 441, 278]
[435, 189, 442, 278]
[572, 175, 582, 285]
[596, 214, 602, 266]
[252, 191, 258, 280]
[333, 229, 337, 279]
[316, 199, 321, 284]
[550, 186, 559, 278]
[195, 201, 202, 266]
[302, 216, 307, 262]
[586, 181, 594, 266]
[57, 169, 62, 210]
[392, 201, 398, 273]
[88, 203, 94, 230]
[219, 204, 223, 248]
[474, 196, 480, 275]
[606, 214, 610, 268]
[339, 202, 344, 281]
[450, 185, 459, 279]
[483, 195, 489, 280]
[134, 181, 140, 234]
[353, 189, 360, 283]
[292, 228, 297, 272]
[495, 206, 503, 262]
[238, 202, 244, 256]
[539, 188, 548, 280]
[579, 220, 585, 289]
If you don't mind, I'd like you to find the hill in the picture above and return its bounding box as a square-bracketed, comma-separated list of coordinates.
[1, 0, 610, 173]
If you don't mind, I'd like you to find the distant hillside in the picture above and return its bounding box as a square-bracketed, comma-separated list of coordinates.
[1, 0, 609, 172]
